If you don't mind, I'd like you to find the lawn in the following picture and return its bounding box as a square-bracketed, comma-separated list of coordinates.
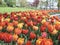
[0, 7, 34, 13]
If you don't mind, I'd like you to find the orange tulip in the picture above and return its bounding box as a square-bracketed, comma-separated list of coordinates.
[36, 37, 53, 45]
[51, 29, 58, 35]
[14, 28, 22, 35]
[13, 34, 18, 41]
[13, 21, 18, 26]
[47, 24, 54, 33]
[17, 38, 24, 45]
[7, 26, 14, 32]
[55, 24, 60, 30]
[7, 23, 13, 26]
[0, 26, 2, 30]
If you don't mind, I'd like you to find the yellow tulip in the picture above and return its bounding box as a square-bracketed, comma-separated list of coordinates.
[17, 38, 24, 45]
[41, 19, 46, 24]
[7, 26, 14, 32]
[17, 23, 24, 29]
[33, 26, 38, 31]
[51, 29, 58, 35]
[5, 18, 10, 22]
[55, 21, 60, 25]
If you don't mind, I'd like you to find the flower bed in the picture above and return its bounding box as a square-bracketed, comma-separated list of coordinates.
[0, 10, 60, 45]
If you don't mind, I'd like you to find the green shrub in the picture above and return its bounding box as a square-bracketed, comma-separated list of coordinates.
[7, 0, 16, 7]
[0, 2, 7, 7]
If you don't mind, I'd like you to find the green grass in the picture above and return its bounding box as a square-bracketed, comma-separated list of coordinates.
[0, 7, 34, 13]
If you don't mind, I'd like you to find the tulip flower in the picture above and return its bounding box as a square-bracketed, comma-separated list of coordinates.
[0, 32, 4, 41]
[47, 24, 54, 33]
[3, 33, 13, 43]
[14, 16, 18, 21]
[17, 38, 24, 45]
[4, 18, 10, 22]
[41, 32, 47, 38]
[36, 37, 53, 45]
[33, 26, 38, 31]
[0, 22, 5, 27]
[26, 41, 32, 45]
[58, 35, 60, 41]
[17, 23, 24, 29]
[13, 34, 18, 41]
[3, 13, 8, 18]
[55, 24, 60, 30]
[40, 25, 46, 32]
[41, 19, 46, 24]
[13, 21, 18, 26]
[22, 29, 29, 35]
[51, 29, 58, 35]
[30, 32, 36, 39]
[7, 26, 14, 32]
[14, 28, 22, 35]
[0, 26, 3, 30]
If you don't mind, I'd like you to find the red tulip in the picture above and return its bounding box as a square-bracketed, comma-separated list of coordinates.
[30, 32, 36, 39]
[33, 22, 37, 25]
[0, 32, 4, 41]
[22, 29, 29, 34]
[40, 25, 46, 32]
[14, 16, 18, 21]
[26, 41, 32, 45]
[27, 21, 33, 26]
[3, 13, 8, 18]
[37, 16, 42, 23]
[0, 22, 5, 27]
[3, 33, 13, 43]
[13, 21, 18, 26]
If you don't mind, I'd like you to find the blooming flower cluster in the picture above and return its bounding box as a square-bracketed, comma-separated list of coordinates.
[0, 10, 60, 45]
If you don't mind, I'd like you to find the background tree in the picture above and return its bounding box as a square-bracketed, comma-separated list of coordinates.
[0, 0, 2, 4]
[20, 0, 27, 7]
[58, 0, 60, 10]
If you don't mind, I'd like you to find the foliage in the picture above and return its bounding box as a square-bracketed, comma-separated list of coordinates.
[0, 0, 2, 4]
[0, 0, 7, 7]
[20, 0, 28, 7]
[58, 0, 60, 9]
[2, 0, 16, 7]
